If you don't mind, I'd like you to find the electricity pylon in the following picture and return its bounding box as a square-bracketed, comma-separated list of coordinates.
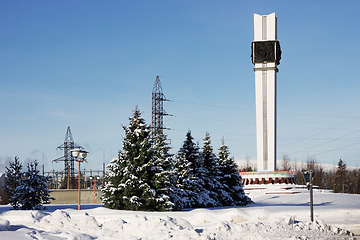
[152, 76, 171, 142]
[53, 126, 83, 189]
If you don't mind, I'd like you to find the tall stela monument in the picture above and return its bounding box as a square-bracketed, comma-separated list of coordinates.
[252, 13, 281, 171]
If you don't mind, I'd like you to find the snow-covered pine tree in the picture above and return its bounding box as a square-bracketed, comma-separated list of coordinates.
[4, 156, 23, 209]
[175, 131, 200, 208]
[152, 132, 174, 210]
[176, 131, 217, 208]
[335, 159, 347, 193]
[102, 107, 172, 211]
[200, 133, 223, 207]
[169, 154, 191, 210]
[14, 160, 53, 210]
[167, 132, 195, 210]
[217, 138, 253, 206]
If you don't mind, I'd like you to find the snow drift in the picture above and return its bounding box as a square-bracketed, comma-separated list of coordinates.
[0, 186, 359, 239]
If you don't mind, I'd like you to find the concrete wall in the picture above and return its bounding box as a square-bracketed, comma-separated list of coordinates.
[0, 177, 103, 205]
[0, 187, 102, 205]
[49, 189, 102, 204]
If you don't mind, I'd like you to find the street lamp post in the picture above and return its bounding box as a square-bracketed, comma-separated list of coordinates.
[71, 149, 88, 210]
[302, 170, 315, 222]
[90, 176, 100, 204]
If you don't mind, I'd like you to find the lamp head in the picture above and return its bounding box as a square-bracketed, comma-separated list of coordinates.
[79, 150, 88, 159]
[70, 148, 81, 157]
[71, 149, 88, 159]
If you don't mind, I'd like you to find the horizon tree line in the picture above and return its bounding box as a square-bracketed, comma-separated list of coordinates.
[240, 155, 360, 194]
[290, 157, 360, 194]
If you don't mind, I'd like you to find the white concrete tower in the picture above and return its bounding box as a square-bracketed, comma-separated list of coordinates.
[252, 13, 281, 171]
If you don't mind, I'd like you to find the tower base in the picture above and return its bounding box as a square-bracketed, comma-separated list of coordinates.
[239, 170, 296, 185]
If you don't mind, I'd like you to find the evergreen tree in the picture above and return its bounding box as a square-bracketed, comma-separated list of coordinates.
[200, 133, 221, 207]
[102, 107, 172, 211]
[168, 133, 193, 210]
[176, 131, 217, 208]
[347, 169, 358, 194]
[4, 156, 23, 209]
[217, 138, 253, 206]
[152, 133, 174, 210]
[335, 159, 347, 193]
[14, 160, 53, 210]
[170, 153, 191, 210]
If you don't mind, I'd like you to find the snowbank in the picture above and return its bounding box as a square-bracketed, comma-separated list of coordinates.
[0, 187, 359, 239]
[0, 219, 9, 231]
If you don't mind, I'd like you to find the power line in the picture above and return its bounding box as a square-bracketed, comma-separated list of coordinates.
[278, 111, 359, 119]
[170, 128, 255, 137]
[170, 106, 359, 134]
[287, 129, 360, 157]
[171, 99, 360, 119]
[171, 100, 254, 112]
[171, 114, 254, 125]
[169, 101, 359, 162]
[85, 126, 123, 143]
[278, 117, 360, 148]
[296, 141, 360, 161]
[162, 75, 242, 90]
[89, 131, 122, 156]
[279, 124, 358, 131]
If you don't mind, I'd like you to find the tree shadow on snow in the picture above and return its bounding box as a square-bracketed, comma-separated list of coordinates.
[9, 224, 30, 231]
[43, 204, 103, 212]
[249, 201, 333, 208]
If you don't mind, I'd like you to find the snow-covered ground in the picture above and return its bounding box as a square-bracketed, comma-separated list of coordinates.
[0, 186, 359, 239]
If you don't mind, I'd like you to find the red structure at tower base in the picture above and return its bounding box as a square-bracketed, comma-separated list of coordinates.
[239, 171, 296, 185]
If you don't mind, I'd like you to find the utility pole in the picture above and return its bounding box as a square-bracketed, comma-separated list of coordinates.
[333, 169, 336, 192]
[310, 174, 314, 222]
[67, 165, 70, 189]
[302, 170, 315, 222]
[103, 162, 105, 187]
[342, 170, 345, 193]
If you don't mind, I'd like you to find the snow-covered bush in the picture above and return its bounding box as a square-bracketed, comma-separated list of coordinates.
[4, 158, 53, 210]
[15, 160, 53, 210]
[3, 156, 23, 209]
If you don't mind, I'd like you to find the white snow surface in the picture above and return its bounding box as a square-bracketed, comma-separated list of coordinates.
[0, 186, 359, 239]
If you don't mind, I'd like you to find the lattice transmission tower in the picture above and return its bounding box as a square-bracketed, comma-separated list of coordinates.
[152, 76, 170, 141]
[53, 126, 83, 189]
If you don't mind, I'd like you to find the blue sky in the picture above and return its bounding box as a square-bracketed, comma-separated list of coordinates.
[1, 0, 359, 173]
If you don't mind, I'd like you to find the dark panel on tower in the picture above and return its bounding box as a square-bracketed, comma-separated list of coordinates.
[252, 40, 281, 65]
